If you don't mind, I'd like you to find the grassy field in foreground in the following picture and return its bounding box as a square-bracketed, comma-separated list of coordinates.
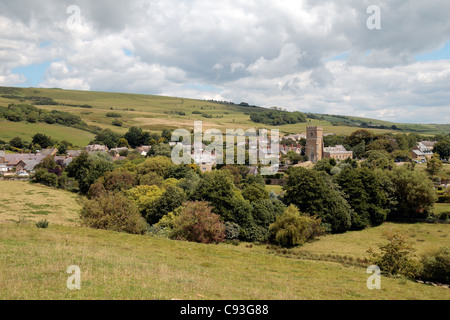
[1, 223, 449, 300]
[0, 181, 449, 300]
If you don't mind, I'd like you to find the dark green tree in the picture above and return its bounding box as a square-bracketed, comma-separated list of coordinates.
[283, 167, 352, 233]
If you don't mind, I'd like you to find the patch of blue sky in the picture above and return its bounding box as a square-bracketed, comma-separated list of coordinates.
[124, 49, 133, 56]
[11, 61, 51, 87]
[39, 41, 51, 48]
[329, 52, 350, 61]
[415, 40, 450, 61]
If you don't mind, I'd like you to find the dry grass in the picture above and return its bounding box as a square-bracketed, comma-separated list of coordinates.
[0, 181, 449, 300]
[0, 181, 81, 226]
[1, 223, 449, 300]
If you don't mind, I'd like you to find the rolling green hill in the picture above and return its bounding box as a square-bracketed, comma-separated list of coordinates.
[0, 86, 448, 147]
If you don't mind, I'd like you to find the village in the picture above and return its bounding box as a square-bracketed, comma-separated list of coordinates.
[0, 126, 442, 183]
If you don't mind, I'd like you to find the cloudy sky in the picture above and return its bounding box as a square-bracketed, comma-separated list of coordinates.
[1, 0, 449, 124]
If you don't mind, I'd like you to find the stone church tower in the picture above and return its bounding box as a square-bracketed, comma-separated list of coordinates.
[306, 126, 323, 163]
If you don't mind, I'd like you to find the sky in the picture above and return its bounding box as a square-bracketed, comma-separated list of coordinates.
[0, 0, 449, 124]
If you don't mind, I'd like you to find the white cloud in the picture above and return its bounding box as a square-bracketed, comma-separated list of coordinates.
[0, 0, 449, 123]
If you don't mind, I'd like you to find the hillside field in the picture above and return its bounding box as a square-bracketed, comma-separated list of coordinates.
[2, 87, 448, 147]
[0, 181, 449, 300]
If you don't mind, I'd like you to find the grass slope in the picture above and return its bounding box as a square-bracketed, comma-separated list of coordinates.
[3, 86, 447, 147]
[0, 181, 81, 226]
[0, 181, 449, 300]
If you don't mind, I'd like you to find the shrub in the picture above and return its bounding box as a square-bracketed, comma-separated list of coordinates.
[420, 247, 450, 284]
[224, 222, 241, 240]
[106, 112, 122, 118]
[368, 230, 421, 278]
[36, 219, 49, 229]
[269, 205, 325, 248]
[439, 212, 449, 221]
[80, 191, 147, 235]
[170, 201, 226, 244]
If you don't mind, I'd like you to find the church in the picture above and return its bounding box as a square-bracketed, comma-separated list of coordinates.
[305, 126, 353, 163]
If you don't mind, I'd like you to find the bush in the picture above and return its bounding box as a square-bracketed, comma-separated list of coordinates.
[224, 222, 241, 240]
[106, 112, 122, 118]
[420, 247, 450, 284]
[368, 230, 421, 278]
[269, 205, 325, 248]
[36, 219, 49, 229]
[439, 212, 449, 221]
[80, 191, 147, 235]
[170, 201, 226, 244]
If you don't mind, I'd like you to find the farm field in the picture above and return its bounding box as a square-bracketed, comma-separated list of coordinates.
[0, 181, 448, 300]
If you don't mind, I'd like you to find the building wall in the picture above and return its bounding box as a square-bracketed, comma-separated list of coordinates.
[305, 126, 323, 163]
[324, 152, 353, 161]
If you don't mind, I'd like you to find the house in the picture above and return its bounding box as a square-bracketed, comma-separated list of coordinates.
[15, 160, 40, 172]
[0, 150, 5, 164]
[67, 150, 82, 158]
[284, 133, 306, 142]
[3, 154, 46, 171]
[135, 146, 152, 156]
[54, 156, 74, 168]
[0, 164, 8, 173]
[39, 148, 58, 157]
[411, 141, 435, 161]
[323, 145, 353, 161]
[110, 147, 129, 155]
[85, 144, 109, 152]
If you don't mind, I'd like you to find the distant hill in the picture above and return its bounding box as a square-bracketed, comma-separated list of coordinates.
[0, 86, 448, 146]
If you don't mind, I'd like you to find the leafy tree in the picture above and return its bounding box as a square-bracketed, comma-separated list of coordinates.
[283, 167, 352, 233]
[368, 230, 420, 278]
[126, 185, 163, 221]
[32, 133, 55, 149]
[9, 136, 25, 149]
[146, 185, 187, 225]
[388, 166, 437, 220]
[66, 151, 114, 194]
[136, 156, 175, 177]
[269, 205, 325, 248]
[366, 138, 399, 153]
[192, 170, 253, 228]
[92, 129, 122, 149]
[433, 138, 450, 159]
[57, 143, 68, 156]
[161, 129, 173, 142]
[117, 138, 130, 148]
[420, 246, 450, 284]
[80, 191, 147, 235]
[427, 153, 443, 176]
[124, 126, 151, 148]
[251, 198, 285, 228]
[169, 201, 226, 244]
[242, 183, 269, 202]
[243, 174, 266, 187]
[344, 129, 374, 148]
[314, 158, 337, 174]
[362, 150, 394, 170]
[335, 168, 393, 229]
[149, 143, 171, 157]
